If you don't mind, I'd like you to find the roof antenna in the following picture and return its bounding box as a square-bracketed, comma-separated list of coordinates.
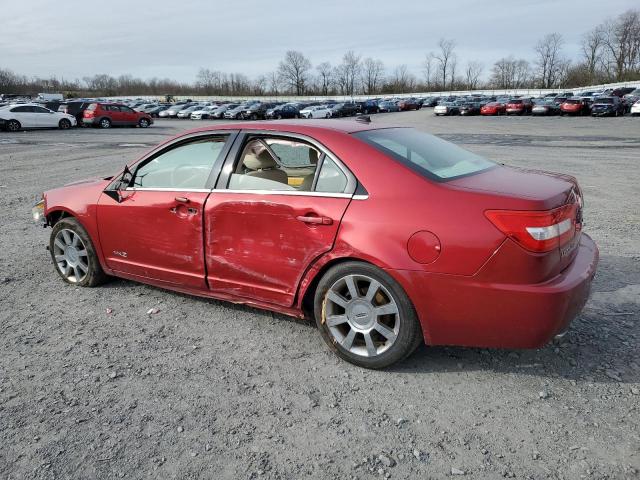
[355, 115, 371, 123]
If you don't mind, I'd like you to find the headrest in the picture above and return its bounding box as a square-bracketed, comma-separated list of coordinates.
[308, 148, 319, 164]
[244, 150, 278, 170]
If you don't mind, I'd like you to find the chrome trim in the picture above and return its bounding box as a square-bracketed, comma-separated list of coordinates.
[125, 187, 212, 193]
[212, 189, 353, 199]
[352, 194, 369, 200]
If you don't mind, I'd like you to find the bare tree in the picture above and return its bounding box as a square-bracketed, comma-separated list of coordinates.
[390, 65, 416, 92]
[268, 71, 280, 96]
[465, 61, 483, 89]
[316, 62, 333, 95]
[422, 52, 435, 90]
[490, 56, 531, 89]
[534, 33, 565, 88]
[334, 51, 362, 97]
[278, 50, 312, 95]
[434, 38, 456, 89]
[361, 58, 385, 94]
[601, 10, 640, 81]
[581, 26, 605, 83]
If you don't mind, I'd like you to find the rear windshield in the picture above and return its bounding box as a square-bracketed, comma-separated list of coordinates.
[594, 97, 613, 104]
[354, 128, 495, 181]
[86, 103, 97, 111]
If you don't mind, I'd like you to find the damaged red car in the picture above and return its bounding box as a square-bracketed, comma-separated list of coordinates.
[33, 120, 598, 369]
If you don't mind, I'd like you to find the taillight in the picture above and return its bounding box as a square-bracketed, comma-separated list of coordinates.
[83, 110, 94, 117]
[485, 204, 578, 252]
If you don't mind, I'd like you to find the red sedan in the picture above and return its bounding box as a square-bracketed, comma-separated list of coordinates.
[33, 120, 598, 369]
[480, 102, 505, 115]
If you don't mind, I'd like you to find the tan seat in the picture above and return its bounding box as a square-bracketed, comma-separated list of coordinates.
[244, 150, 288, 185]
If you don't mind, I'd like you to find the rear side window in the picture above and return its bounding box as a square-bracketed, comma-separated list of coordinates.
[355, 128, 495, 181]
[86, 103, 97, 111]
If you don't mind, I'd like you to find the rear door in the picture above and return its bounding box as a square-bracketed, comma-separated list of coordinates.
[97, 132, 237, 288]
[204, 132, 357, 306]
[10, 106, 38, 127]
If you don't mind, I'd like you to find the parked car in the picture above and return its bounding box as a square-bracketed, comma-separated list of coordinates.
[82, 103, 153, 128]
[398, 98, 421, 111]
[241, 102, 277, 120]
[300, 105, 332, 119]
[531, 100, 560, 116]
[560, 98, 591, 116]
[377, 100, 400, 113]
[146, 105, 169, 118]
[58, 101, 94, 125]
[480, 102, 506, 116]
[434, 102, 460, 116]
[459, 102, 482, 116]
[630, 99, 640, 116]
[505, 98, 533, 115]
[159, 104, 191, 118]
[622, 89, 640, 112]
[610, 87, 635, 98]
[177, 105, 207, 119]
[33, 120, 598, 369]
[266, 104, 301, 119]
[591, 97, 624, 117]
[0, 103, 77, 131]
[211, 104, 238, 119]
[329, 103, 358, 117]
[357, 99, 379, 114]
[190, 105, 219, 120]
[224, 104, 250, 120]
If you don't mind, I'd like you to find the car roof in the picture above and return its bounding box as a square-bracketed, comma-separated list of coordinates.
[184, 119, 389, 135]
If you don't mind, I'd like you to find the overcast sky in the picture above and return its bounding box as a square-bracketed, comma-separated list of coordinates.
[1, 0, 638, 82]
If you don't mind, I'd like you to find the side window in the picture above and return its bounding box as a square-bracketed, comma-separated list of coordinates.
[132, 136, 228, 189]
[33, 106, 50, 113]
[315, 157, 348, 193]
[11, 106, 30, 113]
[228, 137, 320, 192]
[119, 106, 134, 113]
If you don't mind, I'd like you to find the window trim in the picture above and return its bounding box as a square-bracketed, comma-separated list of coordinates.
[216, 130, 358, 196]
[104, 130, 240, 193]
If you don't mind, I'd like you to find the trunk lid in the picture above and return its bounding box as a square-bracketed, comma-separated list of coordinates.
[449, 165, 583, 276]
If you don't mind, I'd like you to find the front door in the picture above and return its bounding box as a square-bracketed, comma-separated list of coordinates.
[97, 133, 234, 288]
[205, 133, 356, 306]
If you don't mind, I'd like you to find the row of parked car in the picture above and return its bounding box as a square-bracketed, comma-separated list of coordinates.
[432, 87, 640, 117]
[1, 86, 638, 131]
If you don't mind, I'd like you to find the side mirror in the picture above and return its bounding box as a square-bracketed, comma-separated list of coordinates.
[104, 166, 133, 203]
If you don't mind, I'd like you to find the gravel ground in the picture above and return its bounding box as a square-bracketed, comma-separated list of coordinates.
[1, 112, 639, 480]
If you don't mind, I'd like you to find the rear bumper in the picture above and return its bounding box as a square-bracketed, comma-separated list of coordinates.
[389, 234, 599, 349]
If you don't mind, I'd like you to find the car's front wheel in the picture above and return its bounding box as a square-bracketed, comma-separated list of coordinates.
[6, 119, 21, 132]
[49, 217, 108, 287]
[314, 261, 422, 369]
[138, 118, 150, 128]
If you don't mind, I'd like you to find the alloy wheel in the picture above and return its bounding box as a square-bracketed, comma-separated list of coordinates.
[323, 274, 400, 357]
[53, 229, 89, 283]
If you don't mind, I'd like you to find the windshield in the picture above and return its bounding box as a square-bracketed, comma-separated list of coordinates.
[355, 128, 495, 181]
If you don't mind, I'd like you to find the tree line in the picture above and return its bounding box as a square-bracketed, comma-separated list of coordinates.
[1, 9, 639, 98]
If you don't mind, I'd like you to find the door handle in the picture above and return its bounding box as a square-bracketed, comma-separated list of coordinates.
[296, 215, 333, 225]
[175, 196, 190, 203]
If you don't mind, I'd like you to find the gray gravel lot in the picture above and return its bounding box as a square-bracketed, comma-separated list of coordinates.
[1, 112, 639, 479]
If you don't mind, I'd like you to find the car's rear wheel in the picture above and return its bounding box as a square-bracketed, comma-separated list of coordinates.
[58, 119, 71, 129]
[99, 118, 111, 129]
[138, 118, 150, 128]
[49, 217, 108, 287]
[6, 120, 21, 132]
[314, 261, 422, 369]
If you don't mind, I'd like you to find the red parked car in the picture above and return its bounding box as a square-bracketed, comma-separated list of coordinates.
[480, 102, 506, 115]
[33, 120, 598, 369]
[398, 98, 421, 111]
[505, 98, 533, 115]
[82, 102, 153, 128]
[560, 98, 591, 116]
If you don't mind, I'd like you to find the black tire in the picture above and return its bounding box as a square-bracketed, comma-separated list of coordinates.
[99, 117, 111, 129]
[138, 118, 150, 128]
[49, 217, 108, 287]
[313, 261, 423, 369]
[6, 119, 21, 132]
[58, 119, 72, 129]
